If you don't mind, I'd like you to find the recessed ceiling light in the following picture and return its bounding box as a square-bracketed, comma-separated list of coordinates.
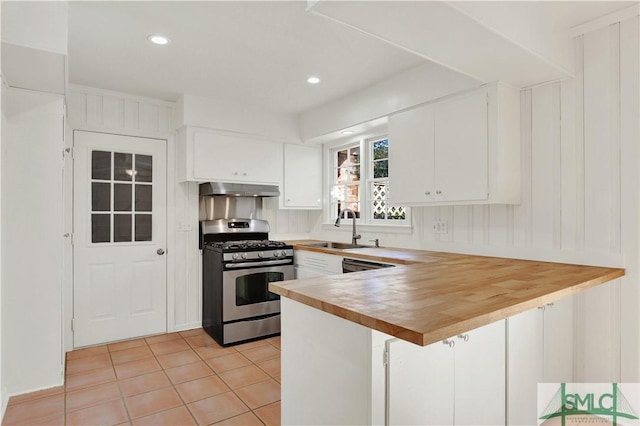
[342, 130, 354, 135]
[307, 76, 321, 84]
[148, 34, 170, 45]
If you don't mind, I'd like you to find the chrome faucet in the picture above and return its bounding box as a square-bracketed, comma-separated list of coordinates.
[334, 208, 361, 246]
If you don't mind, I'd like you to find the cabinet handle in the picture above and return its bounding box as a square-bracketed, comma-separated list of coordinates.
[442, 339, 455, 348]
[546, 302, 555, 308]
[425, 191, 431, 196]
[233, 172, 238, 176]
[286, 199, 291, 202]
[436, 190, 442, 195]
[457, 334, 470, 342]
[243, 172, 247, 176]
[538, 305, 546, 311]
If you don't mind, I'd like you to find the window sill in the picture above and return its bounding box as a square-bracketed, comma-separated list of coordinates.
[321, 222, 413, 235]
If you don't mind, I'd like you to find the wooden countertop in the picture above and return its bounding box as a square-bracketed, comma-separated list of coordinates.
[270, 241, 625, 346]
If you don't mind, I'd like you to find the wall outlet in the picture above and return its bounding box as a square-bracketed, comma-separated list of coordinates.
[432, 220, 448, 234]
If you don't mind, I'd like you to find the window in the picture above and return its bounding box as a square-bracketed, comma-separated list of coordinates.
[327, 136, 408, 225]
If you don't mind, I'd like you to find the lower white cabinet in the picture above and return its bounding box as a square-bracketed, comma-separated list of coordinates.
[294, 250, 343, 277]
[388, 320, 506, 426]
[507, 296, 574, 425]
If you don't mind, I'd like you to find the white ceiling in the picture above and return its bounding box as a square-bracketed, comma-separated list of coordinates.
[68, 1, 426, 114]
[68, 1, 637, 116]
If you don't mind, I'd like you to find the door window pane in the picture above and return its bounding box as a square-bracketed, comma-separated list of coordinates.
[91, 214, 110, 243]
[235, 272, 282, 306]
[91, 151, 111, 180]
[135, 155, 152, 182]
[135, 185, 152, 212]
[92, 183, 111, 211]
[114, 153, 133, 181]
[114, 214, 132, 242]
[135, 214, 152, 242]
[114, 184, 132, 212]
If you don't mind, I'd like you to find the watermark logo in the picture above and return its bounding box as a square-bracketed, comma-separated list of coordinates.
[538, 383, 640, 425]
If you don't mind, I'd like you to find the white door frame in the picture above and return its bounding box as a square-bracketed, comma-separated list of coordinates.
[63, 127, 175, 351]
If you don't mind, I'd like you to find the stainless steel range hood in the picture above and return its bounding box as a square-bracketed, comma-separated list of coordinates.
[199, 182, 280, 197]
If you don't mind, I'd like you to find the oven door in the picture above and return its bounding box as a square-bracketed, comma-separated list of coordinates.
[222, 264, 294, 322]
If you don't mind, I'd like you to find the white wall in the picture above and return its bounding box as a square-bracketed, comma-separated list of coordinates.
[311, 16, 640, 382]
[2, 88, 65, 396]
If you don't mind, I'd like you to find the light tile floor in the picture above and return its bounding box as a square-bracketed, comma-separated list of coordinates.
[2, 329, 281, 426]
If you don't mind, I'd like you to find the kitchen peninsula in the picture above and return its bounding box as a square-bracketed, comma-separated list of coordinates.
[269, 243, 624, 425]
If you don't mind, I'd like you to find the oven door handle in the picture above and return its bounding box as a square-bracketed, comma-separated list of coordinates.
[225, 259, 293, 269]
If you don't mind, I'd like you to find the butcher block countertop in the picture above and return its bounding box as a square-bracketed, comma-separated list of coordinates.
[269, 241, 625, 346]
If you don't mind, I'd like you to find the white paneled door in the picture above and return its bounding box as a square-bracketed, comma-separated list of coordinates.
[73, 131, 167, 347]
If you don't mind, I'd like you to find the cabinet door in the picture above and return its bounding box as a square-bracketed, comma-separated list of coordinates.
[387, 338, 454, 425]
[283, 144, 322, 209]
[455, 321, 505, 426]
[294, 250, 343, 275]
[543, 297, 574, 382]
[388, 105, 435, 204]
[507, 309, 544, 426]
[434, 89, 488, 202]
[192, 130, 281, 184]
[294, 266, 326, 279]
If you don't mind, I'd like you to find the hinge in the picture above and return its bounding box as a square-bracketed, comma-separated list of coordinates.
[64, 232, 74, 245]
[383, 347, 389, 368]
[71, 318, 75, 332]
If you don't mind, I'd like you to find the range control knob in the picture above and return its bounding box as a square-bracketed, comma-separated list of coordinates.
[258, 252, 264, 258]
[273, 251, 281, 258]
[241, 253, 247, 260]
[232, 253, 240, 260]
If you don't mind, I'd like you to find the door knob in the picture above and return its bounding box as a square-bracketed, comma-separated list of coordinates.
[157, 248, 165, 255]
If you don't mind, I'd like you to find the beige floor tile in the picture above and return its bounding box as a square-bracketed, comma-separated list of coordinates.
[66, 345, 109, 361]
[185, 334, 217, 348]
[110, 346, 154, 365]
[113, 357, 161, 380]
[266, 336, 281, 349]
[212, 411, 264, 426]
[124, 387, 183, 419]
[7, 386, 64, 406]
[65, 366, 117, 392]
[131, 406, 197, 426]
[257, 357, 281, 379]
[234, 378, 280, 409]
[66, 353, 113, 375]
[174, 375, 230, 403]
[179, 328, 207, 338]
[117, 370, 171, 397]
[254, 401, 281, 426]
[1, 394, 64, 425]
[194, 344, 236, 360]
[205, 352, 252, 374]
[233, 339, 271, 352]
[165, 361, 214, 385]
[148, 339, 190, 356]
[219, 365, 270, 389]
[186, 392, 249, 425]
[240, 345, 280, 363]
[66, 381, 121, 412]
[108, 338, 147, 353]
[65, 399, 128, 426]
[156, 349, 200, 369]
[144, 332, 182, 345]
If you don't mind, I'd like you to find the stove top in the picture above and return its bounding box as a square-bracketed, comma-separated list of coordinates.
[205, 239, 290, 251]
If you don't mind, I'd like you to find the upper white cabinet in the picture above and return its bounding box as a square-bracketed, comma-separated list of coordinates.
[388, 82, 520, 206]
[282, 144, 322, 209]
[177, 126, 283, 184]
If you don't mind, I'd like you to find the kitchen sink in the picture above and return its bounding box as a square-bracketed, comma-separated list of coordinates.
[300, 241, 373, 250]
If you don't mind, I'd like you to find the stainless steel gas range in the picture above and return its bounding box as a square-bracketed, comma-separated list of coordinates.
[201, 218, 293, 346]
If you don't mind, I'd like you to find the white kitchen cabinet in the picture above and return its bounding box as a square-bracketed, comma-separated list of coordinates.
[388, 320, 506, 425]
[177, 126, 282, 184]
[507, 296, 574, 425]
[388, 82, 520, 205]
[294, 250, 343, 277]
[281, 144, 322, 209]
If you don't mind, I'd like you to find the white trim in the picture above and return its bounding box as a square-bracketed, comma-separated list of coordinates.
[69, 84, 176, 107]
[569, 3, 640, 38]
